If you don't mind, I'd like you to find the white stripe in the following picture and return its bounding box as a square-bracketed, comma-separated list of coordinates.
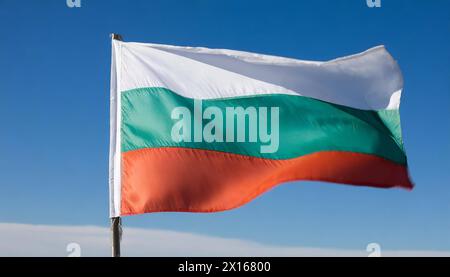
[109, 39, 122, 218]
[118, 42, 403, 110]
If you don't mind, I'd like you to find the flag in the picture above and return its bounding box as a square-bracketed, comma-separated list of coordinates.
[109, 40, 413, 217]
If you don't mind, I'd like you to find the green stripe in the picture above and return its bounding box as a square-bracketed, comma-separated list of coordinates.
[121, 87, 407, 164]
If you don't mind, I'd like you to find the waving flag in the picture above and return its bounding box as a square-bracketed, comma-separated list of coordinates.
[109, 39, 413, 217]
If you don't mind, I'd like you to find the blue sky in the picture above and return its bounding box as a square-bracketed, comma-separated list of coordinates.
[0, 0, 449, 253]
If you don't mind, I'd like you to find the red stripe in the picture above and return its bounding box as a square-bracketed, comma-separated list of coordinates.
[121, 148, 413, 215]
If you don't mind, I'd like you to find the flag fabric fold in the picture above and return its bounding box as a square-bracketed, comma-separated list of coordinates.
[109, 40, 413, 217]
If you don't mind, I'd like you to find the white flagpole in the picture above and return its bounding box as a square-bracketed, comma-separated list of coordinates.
[110, 33, 123, 258]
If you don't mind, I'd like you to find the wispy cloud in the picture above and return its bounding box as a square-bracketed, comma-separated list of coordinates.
[0, 223, 448, 257]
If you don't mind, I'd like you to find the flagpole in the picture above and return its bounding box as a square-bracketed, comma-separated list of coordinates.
[111, 33, 123, 258]
[111, 216, 122, 257]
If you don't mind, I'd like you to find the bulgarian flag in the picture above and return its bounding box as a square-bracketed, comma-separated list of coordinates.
[109, 39, 413, 217]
